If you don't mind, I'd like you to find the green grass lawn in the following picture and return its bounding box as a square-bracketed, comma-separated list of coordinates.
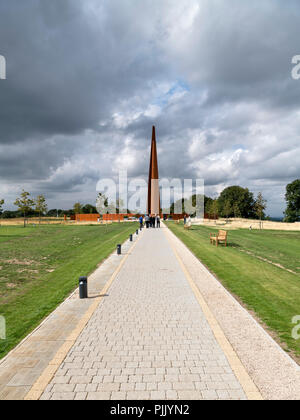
[0, 223, 137, 360]
[166, 222, 300, 359]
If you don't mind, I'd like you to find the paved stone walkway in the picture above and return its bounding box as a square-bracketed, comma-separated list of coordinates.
[0, 232, 135, 400]
[40, 226, 247, 400]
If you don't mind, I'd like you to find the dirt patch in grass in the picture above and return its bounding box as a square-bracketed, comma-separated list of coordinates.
[1, 258, 39, 266]
[237, 248, 298, 275]
[16, 269, 39, 274]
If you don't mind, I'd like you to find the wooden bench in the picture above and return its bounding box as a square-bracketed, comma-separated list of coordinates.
[210, 230, 227, 246]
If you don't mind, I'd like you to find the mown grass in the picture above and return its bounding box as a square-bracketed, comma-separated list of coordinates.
[166, 222, 300, 359]
[0, 223, 138, 360]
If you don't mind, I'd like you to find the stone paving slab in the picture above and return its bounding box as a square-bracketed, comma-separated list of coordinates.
[0, 232, 137, 400]
[40, 226, 247, 400]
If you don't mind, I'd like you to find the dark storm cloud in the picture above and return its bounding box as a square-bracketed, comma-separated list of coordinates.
[0, 0, 168, 144]
[0, 0, 300, 215]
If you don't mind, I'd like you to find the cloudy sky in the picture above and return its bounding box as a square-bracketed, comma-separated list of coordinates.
[0, 0, 300, 216]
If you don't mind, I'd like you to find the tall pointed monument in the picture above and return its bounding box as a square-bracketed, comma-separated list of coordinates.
[147, 126, 160, 215]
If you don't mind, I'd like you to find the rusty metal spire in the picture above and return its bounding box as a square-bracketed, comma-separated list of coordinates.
[147, 126, 160, 215]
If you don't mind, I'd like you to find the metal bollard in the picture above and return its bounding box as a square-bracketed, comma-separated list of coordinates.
[130, 234, 133, 242]
[79, 276, 88, 299]
[136, 229, 139, 235]
[117, 244, 122, 255]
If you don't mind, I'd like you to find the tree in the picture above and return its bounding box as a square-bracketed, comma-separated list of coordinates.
[1, 210, 22, 219]
[96, 193, 108, 215]
[254, 192, 267, 230]
[35, 195, 48, 224]
[211, 199, 219, 222]
[82, 204, 97, 214]
[204, 196, 213, 215]
[47, 209, 65, 217]
[14, 190, 34, 227]
[190, 194, 212, 218]
[233, 202, 241, 218]
[0, 199, 4, 226]
[170, 198, 184, 215]
[218, 186, 255, 219]
[207, 201, 214, 220]
[223, 200, 232, 221]
[116, 198, 125, 214]
[73, 202, 83, 214]
[168, 194, 211, 218]
[284, 179, 300, 222]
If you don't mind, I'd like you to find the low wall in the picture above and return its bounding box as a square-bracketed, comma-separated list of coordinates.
[0, 218, 67, 226]
[76, 214, 100, 222]
[193, 218, 300, 231]
[75, 214, 139, 222]
[75, 213, 183, 222]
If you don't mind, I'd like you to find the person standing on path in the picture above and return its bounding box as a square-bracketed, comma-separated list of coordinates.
[156, 214, 160, 228]
[151, 215, 155, 228]
[139, 215, 143, 229]
[145, 214, 149, 228]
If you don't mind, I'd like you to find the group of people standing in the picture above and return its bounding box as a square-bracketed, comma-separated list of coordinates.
[139, 214, 160, 229]
[184, 215, 192, 226]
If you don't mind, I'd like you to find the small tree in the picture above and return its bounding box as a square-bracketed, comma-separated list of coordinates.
[14, 190, 34, 227]
[96, 193, 108, 216]
[233, 202, 241, 219]
[0, 199, 4, 226]
[283, 179, 300, 222]
[223, 200, 232, 221]
[116, 198, 125, 214]
[73, 202, 83, 214]
[35, 195, 48, 225]
[218, 186, 255, 218]
[204, 196, 213, 215]
[207, 202, 214, 221]
[254, 192, 267, 230]
[211, 199, 219, 223]
[82, 204, 97, 214]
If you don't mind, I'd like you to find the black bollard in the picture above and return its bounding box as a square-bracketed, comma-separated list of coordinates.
[136, 229, 139, 235]
[79, 276, 88, 299]
[130, 234, 133, 242]
[117, 244, 122, 255]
